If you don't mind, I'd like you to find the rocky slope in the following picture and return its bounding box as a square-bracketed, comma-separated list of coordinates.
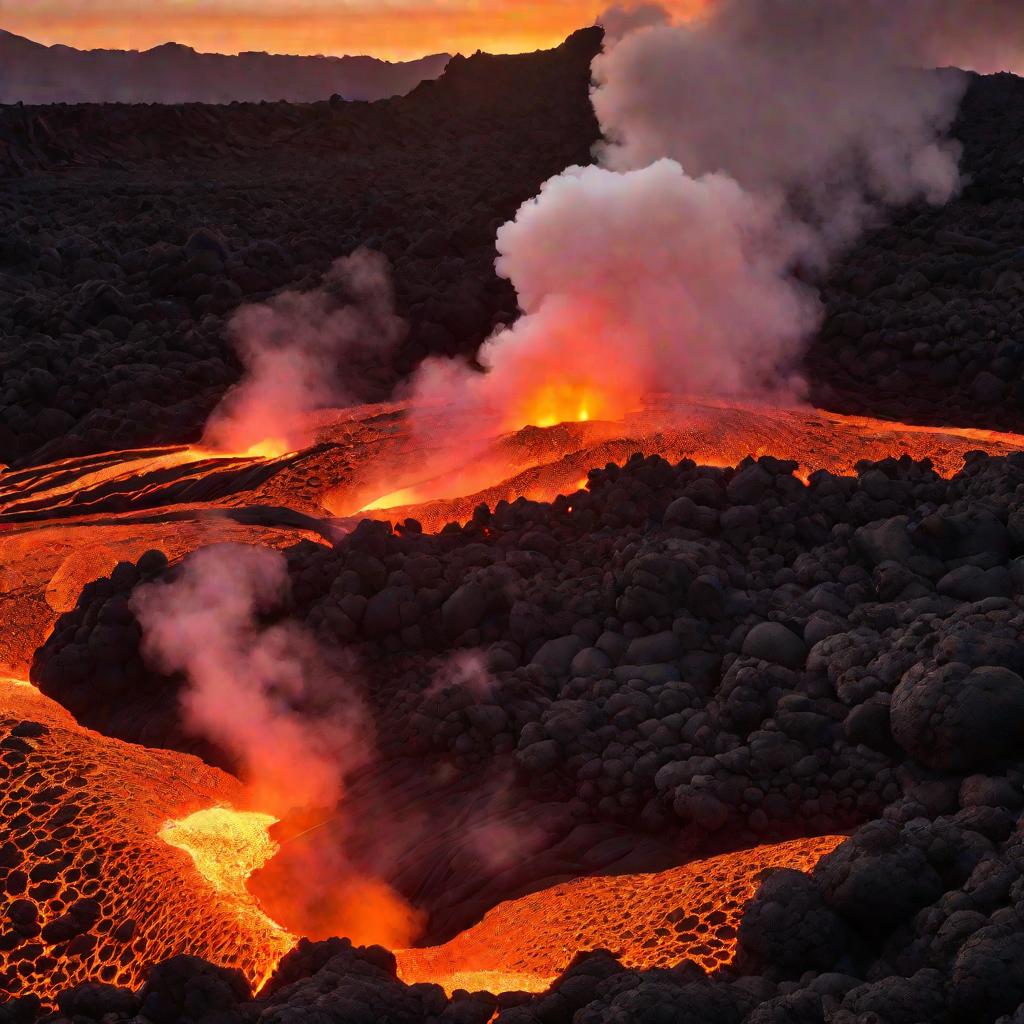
[3, 55, 1024, 470]
[809, 72, 1024, 432]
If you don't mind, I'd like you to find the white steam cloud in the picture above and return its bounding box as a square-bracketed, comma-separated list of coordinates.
[131, 544, 372, 816]
[592, 1, 965, 239]
[204, 248, 406, 455]
[598, 2, 672, 44]
[410, 0, 1024, 435]
[413, 161, 819, 430]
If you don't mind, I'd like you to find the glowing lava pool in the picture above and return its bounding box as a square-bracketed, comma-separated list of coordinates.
[0, 671, 843, 1003]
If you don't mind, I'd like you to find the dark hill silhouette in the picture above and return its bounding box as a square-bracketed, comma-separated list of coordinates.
[0, 28, 450, 104]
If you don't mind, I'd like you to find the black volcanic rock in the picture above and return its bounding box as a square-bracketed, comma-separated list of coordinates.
[34, 448, 1024, 944]
[808, 71, 1024, 433]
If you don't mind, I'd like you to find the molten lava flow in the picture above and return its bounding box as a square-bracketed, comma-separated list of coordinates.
[519, 383, 597, 429]
[395, 835, 844, 995]
[359, 487, 424, 514]
[0, 520, 318, 678]
[159, 808, 281, 903]
[0, 678, 295, 1003]
[0, 399, 1020, 1004]
[241, 438, 293, 460]
[353, 399, 1024, 531]
[0, 671, 841, 1006]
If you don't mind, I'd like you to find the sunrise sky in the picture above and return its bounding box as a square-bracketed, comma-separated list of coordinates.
[0, 1, 704, 62]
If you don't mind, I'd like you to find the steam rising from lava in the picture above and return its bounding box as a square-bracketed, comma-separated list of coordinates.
[204, 248, 406, 457]
[132, 545, 369, 815]
[131, 543, 425, 948]
[409, 0, 981, 438]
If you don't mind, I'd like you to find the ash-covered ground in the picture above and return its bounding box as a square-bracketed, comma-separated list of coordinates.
[5, 22, 1024, 1024]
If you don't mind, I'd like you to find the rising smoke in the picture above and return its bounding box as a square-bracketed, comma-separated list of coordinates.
[598, 2, 672, 43]
[409, 0, 1024, 435]
[204, 248, 406, 455]
[131, 542, 424, 946]
[131, 544, 369, 815]
[591, 0, 965, 236]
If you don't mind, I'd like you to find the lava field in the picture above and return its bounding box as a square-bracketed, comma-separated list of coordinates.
[4, 12, 1024, 1024]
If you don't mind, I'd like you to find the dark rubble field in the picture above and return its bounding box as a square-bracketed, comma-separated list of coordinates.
[5, 26, 1024, 1024]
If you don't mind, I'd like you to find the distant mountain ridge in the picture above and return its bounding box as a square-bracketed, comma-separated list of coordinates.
[0, 28, 451, 104]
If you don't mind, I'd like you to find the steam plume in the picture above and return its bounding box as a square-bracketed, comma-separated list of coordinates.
[131, 544, 370, 815]
[410, 0, 1022, 435]
[204, 248, 406, 456]
[413, 161, 819, 432]
[132, 543, 425, 946]
[591, 1, 965, 237]
[598, 2, 672, 44]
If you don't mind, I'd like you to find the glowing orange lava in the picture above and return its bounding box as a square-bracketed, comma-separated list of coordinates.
[0, 679, 294, 1003]
[241, 438, 293, 460]
[351, 398, 1024, 531]
[395, 835, 844, 994]
[520, 384, 598, 429]
[2, 396, 1021, 1005]
[0, 669, 842, 1005]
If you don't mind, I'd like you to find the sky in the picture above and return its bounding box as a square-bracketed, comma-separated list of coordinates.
[0, 1, 702, 62]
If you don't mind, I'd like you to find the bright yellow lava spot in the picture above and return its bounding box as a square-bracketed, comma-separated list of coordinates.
[1, 674, 34, 688]
[243, 438, 292, 459]
[160, 807, 284, 900]
[359, 487, 422, 513]
[159, 807, 297, 989]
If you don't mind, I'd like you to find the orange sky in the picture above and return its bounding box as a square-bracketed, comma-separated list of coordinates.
[1, 1, 703, 62]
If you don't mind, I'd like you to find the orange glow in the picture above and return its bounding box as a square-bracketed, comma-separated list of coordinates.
[0, 671, 838, 1006]
[243, 437, 292, 459]
[395, 835, 844, 994]
[3, 395, 1023, 1005]
[352, 398, 1024, 531]
[4, 396, 1024, 679]
[0, 678, 295, 1003]
[2, 4, 710, 63]
[249, 835, 424, 950]
[359, 486, 423, 513]
[518, 383, 602, 429]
